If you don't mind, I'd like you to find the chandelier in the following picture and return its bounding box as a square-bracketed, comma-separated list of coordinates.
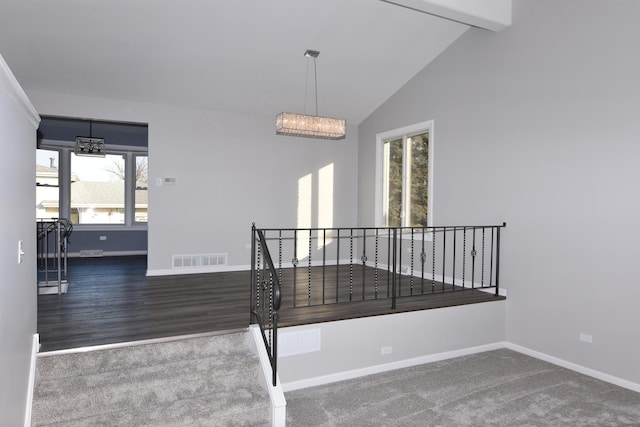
[276, 50, 346, 140]
[75, 120, 105, 157]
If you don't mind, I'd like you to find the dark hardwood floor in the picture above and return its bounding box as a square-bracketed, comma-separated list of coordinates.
[37, 256, 251, 352]
[38, 256, 505, 352]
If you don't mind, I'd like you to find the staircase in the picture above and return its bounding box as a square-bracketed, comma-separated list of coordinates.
[31, 331, 271, 426]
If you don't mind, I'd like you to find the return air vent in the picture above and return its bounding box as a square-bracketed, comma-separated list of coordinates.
[80, 249, 103, 257]
[172, 253, 227, 268]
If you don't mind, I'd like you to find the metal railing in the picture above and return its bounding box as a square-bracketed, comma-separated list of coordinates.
[37, 218, 73, 295]
[250, 222, 506, 385]
[250, 225, 282, 386]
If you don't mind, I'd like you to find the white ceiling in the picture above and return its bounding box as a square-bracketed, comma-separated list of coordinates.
[0, 1, 507, 125]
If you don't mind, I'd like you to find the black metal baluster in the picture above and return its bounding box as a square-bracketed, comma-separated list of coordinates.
[322, 229, 326, 305]
[308, 229, 312, 306]
[278, 230, 283, 304]
[349, 228, 354, 302]
[398, 228, 403, 296]
[387, 228, 391, 298]
[420, 227, 425, 295]
[292, 229, 298, 307]
[462, 227, 466, 290]
[374, 228, 379, 299]
[256, 231, 261, 310]
[482, 227, 486, 287]
[490, 227, 495, 289]
[391, 227, 397, 309]
[432, 227, 436, 293]
[336, 229, 340, 303]
[410, 227, 415, 295]
[452, 227, 457, 290]
[441, 227, 447, 292]
[496, 224, 503, 297]
[361, 228, 367, 300]
[471, 228, 477, 289]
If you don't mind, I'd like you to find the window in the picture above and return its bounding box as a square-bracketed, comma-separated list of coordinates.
[376, 121, 433, 228]
[134, 155, 148, 223]
[36, 149, 60, 219]
[36, 149, 147, 227]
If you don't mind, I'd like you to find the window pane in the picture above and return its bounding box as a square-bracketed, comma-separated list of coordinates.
[36, 149, 60, 219]
[408, 132, 429, 227]
[384, 138, 403, 227]
[71, 154, 125, 224]
[135, 156, 148, 223]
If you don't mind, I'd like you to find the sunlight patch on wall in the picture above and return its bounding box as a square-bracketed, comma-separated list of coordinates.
[318, 163, 334, 249]
[297, 173, 312, 258]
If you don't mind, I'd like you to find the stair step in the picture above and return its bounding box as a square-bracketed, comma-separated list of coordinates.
[32, 331, 270, 426]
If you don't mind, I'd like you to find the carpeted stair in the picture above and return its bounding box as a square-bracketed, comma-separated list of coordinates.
[32, 331, 270, 426]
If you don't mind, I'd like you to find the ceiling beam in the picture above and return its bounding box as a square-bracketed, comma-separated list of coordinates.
[381, 0, 512, 31]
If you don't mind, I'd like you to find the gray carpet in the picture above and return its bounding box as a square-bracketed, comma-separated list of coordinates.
[285, 349, 640, 426]
[32, 331, 270, 426]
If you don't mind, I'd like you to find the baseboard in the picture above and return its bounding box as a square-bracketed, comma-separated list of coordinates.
[24, 333, 39, 427]
[248, 325, 286, 427]
[281, 341, 507, 392]
[146, 264, 251, 277]
[67, 250, 147, 258]
[145, 258, 362, 277]
[506, 342, 640, 393]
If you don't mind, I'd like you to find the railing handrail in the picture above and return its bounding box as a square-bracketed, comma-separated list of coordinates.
[258, 223, 506, 233]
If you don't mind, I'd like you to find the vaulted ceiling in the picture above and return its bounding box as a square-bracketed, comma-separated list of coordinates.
[0, 0, 510, 125]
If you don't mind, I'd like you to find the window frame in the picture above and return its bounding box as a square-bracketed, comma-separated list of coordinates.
[375, 120, 434, 229]
[37, 140, 148, 230]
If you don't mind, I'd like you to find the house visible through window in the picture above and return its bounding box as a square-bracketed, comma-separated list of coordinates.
[71, 153, 126, 224]
[376, 121, 433, 228]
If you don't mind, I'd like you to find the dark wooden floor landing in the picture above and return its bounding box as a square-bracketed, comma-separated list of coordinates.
[38, 256, 504, 352]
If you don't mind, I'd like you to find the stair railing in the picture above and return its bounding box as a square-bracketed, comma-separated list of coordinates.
[250, 224, 282, 386]
[37, 218, 73, 295]
[250, 222, 506, 386]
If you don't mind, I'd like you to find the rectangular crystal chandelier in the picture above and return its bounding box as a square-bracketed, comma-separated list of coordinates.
[276, 112, 346, 140]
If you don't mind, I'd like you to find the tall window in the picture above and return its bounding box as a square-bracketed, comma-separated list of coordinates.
[36, 149, 60, 219]
[134, 155, 148, 222]
[376, 121, 433, 228]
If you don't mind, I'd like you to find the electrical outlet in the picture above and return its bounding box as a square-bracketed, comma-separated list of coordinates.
[381, 346, 392, 355]
[99, 236, 107, 241]
[579, 333, 593, 343]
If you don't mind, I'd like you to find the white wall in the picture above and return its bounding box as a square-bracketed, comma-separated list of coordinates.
[279, 302, 505, 388]
[358, 0, 640, 385]
[0, 55, 40, 426]
[27, 91, 359, 273]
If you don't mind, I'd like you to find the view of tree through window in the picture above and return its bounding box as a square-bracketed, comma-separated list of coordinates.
[135, 156, 148, 222]
[383, 131, 429, 227]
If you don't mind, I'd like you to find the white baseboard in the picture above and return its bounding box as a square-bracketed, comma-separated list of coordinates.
[282, 341, 507, 392]
[248, 325, 286, 427]
[281, 340, 640, 394]
[24, 333, 39, 427]
[67, 250, 147, 258]
[506, 342, 640, 393]
[146, 264, 251, 277]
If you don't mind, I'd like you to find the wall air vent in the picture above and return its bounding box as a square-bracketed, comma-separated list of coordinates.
[172, 253, 228, 269]
[80, 249, 104, 257]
